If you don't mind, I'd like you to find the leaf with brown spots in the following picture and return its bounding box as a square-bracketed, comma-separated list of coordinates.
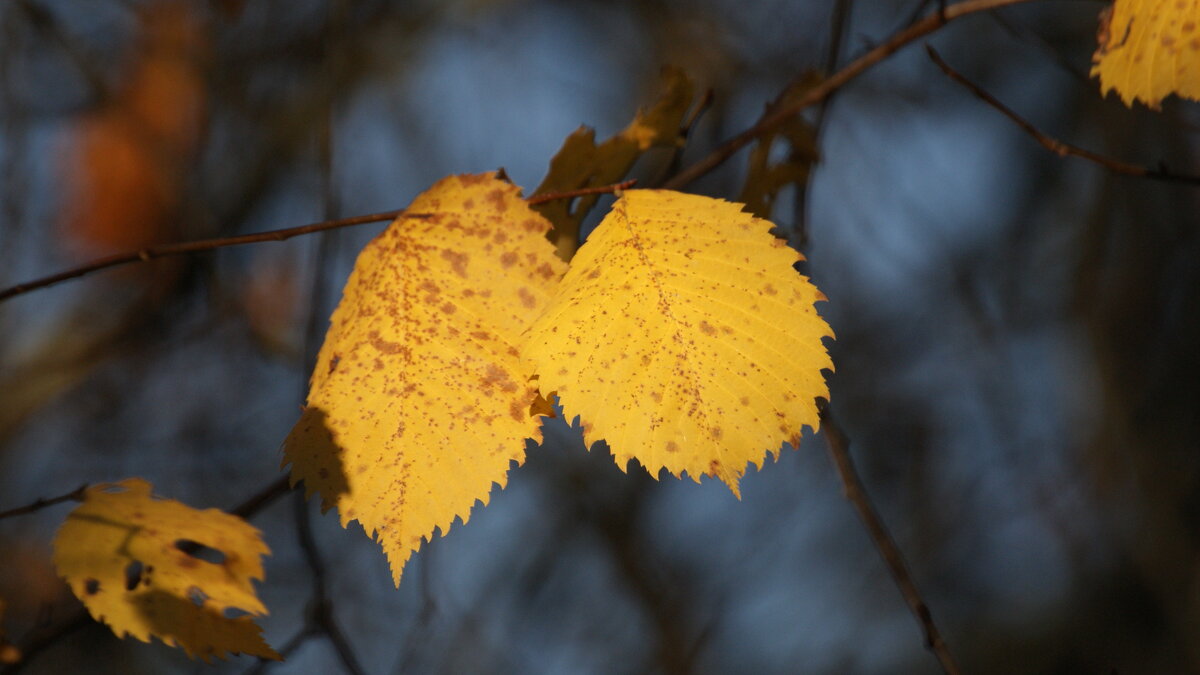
[1092, 0, 1200, 108]
[522, 190, 834, 497]
[52, 479, 278, 662]
[531, 66, 696, 259]
[283, 173, 566, 585]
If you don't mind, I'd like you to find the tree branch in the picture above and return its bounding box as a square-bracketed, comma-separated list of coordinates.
[821, 409, 961, 675]
[0, 181, 638, 305]
[927, 46, 1200, 186]
[0, 484, 87, 521]
[663, 0, 1038, 190]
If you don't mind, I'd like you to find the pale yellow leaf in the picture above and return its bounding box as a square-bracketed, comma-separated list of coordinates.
[283, 173, 566, 585]
[522, 190, 834, 497]
[52, 479, 278, 662]
[1092, 0, 1200, 107]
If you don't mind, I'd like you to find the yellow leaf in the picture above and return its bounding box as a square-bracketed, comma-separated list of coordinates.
[52, 479, 278, 662]
[283, 173, 566, 585]
[532, 67, 695, 258]
[522, 190, 834, 497]
[1092, 0, 1200, 108]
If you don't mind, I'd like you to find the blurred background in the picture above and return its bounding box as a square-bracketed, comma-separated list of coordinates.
[1, 0, 1198, 673]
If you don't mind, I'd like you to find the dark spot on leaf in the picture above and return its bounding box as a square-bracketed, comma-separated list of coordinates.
[666, 441, 679, 453]
[486, 188, 507, 211]
[471, 330, 492, 340]
[699, 321, 716, 336]
[440, 302, 456, 315]
[440, 249, 469, 278]
[517, 287, 536, 309]
[85, 578, 101, 595]
[124, 560, 144, 591]
[740, 396, 750, 406]
[500, 251, 518, 268]
[328, 354, 341, 375]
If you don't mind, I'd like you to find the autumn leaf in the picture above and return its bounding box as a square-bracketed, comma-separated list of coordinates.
[1092, 0, 1200, 108]
[522, 190, 834, 497]
[52, 479, 278, 662]
[283, 173, 566, 585]
[738, 72, 820, 220]
[532, 66, 696, 259]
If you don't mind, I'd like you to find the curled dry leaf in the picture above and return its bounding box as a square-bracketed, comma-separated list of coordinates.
[52, 479, 278, 662]
[522, 190, 834, 497]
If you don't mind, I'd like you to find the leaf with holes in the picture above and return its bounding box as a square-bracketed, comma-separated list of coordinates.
[1092, 0, 1200, 107]
[522, 190, 834, 496]
[52, 478, 278, 662]
[283, 173, 566, 585]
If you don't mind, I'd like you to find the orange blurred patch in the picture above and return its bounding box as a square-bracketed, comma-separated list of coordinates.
[58, 2, 208, 259]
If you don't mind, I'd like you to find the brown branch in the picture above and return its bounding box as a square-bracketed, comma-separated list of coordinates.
[821, 409, 962, 675]
[927, 46, 1200, 186]
[0, 484, 87, 521]
[231, 475, 292, 519]
[663, 0, 1038, 190]
[0, 209, 412, 304]
[0, 180, 639, 305]
[525, 179, 637, 204]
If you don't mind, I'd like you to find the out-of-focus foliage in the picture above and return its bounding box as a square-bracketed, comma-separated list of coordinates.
[532, 66, 696, 258]
[57, 1, 207, 257]
[738, 72, 820, 219]
[52, 479, 278, 662]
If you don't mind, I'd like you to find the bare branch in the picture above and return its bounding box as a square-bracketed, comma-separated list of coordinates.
[525, 179, 637, 205]
[663, 0, 1039, 190]
[0, 484, 87, 521]
[927, 46, 1200, 186]
[821, 409, 962, 675]
[0, 179, 641, 305]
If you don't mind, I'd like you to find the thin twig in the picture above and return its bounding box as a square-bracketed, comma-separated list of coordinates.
[0, 180, 639, 305]
[663, 0, 1038, 190]
[231, 475, 292, 519]
[0, 210, 413, 304]
[0, 484, 87, 521]
[821, 409, 961, 675]
[525, 179, 637, 204]
[927, 46, 1200, 186]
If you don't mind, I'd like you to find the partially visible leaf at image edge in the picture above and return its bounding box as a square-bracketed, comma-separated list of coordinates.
[522, 190, 834, 497]
[1092, 0, 1200, 108]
